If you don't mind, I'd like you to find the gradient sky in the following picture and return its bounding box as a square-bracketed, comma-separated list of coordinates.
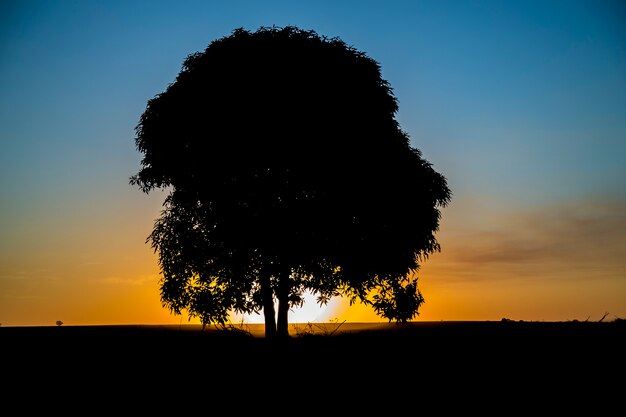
[1, 0, 625, 326]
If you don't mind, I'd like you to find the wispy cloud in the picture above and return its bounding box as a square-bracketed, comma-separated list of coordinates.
[0, 270, 60, 281]
[99, 274, 157, 286]
[424, 198, 626, 283]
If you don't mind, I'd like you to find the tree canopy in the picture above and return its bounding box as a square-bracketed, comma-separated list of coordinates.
[131, 25, 451, 338]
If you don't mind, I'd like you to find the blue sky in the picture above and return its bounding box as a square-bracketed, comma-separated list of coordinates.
[1, 0, 625, 325]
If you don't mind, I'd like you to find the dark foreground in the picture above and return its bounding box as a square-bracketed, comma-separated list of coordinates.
[2, 320, 624, 411]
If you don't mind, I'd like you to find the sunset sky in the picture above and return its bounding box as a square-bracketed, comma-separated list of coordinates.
[1, 0, 625, 326]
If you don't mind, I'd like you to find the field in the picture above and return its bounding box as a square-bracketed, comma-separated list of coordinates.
[2, 320, 624, 411]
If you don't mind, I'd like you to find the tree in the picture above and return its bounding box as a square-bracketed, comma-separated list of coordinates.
[131, 25, 451, 339]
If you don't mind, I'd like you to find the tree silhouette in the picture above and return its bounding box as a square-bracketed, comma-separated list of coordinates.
[131, 26, 451, 339]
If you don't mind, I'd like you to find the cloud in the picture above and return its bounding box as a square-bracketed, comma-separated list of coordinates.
[99, 274, 157, 286]
[423, 198, 626, 283]
[0, 270, 60, 281]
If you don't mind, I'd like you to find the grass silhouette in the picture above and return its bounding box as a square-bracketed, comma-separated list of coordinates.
[2, 318, 623, 410]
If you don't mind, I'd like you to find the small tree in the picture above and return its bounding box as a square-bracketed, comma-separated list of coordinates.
[131, 26, 451, 339]
[56, 320, 63, 326]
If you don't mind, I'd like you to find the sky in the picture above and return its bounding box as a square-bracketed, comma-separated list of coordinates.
[1, 0, 625, 326]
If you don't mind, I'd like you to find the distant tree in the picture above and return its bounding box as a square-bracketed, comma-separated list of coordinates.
[56, 320, 63, 326]
[131, 25, 451, 339]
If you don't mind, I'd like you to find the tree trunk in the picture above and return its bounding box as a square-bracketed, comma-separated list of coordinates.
[276, 268, 291, 339]
[261, 271, 277, 339]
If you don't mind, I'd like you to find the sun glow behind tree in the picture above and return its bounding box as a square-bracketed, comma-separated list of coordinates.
[232, 289, 343, 324]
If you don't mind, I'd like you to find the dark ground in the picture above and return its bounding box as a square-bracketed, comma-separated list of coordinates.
[2, 320, 624, 411]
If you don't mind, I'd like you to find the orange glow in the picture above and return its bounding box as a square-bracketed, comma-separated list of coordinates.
[1, 197, 625, 326]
